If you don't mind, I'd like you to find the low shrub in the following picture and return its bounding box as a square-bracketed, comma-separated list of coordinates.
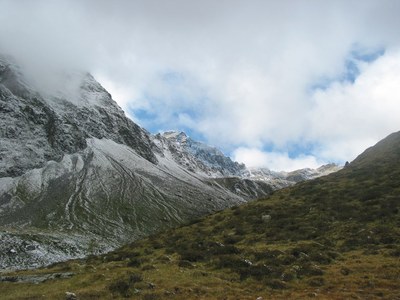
[266, 279, 287, 289]
[127, 258, 142, 268]
[239, 264, 275, 281]
[109, 280, 131, 297]
[178, 260, 195, 268]
[223, 235, 241, 245]
[307, 276, 325, 287]
[142, 294, 160, 300]
[215, 255, 249, 269]
[129, 273, 143, 284]
[142, 264, 156, 271]
[180, 249, 206, 262]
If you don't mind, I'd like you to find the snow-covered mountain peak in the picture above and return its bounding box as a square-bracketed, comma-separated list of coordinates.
[0, 55, 114, 110]
[246, 163, 342, 188]
[0, 55, 157, 177]
[44, 71, 116, 109]
[162, 130, 189, 144]
[155, 130, 342, 184]
[0, 55, 35, 99]
[154, 131, 248, 178]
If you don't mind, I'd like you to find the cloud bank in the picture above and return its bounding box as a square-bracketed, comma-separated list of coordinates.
[1, 0, 400, 170]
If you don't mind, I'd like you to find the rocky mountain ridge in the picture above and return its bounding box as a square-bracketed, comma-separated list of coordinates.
[152, 131, 248, 178]
[0, 56, 246, 269]
[247, 163, 342, 189]
[153, 130, 341, 188]
[0, 55, 157, 178]
[0, 55, 340, 269]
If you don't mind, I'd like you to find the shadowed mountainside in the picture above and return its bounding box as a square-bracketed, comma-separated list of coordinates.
[1, 131, 399, 299]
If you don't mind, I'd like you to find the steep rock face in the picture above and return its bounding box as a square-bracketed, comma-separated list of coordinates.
[154, 131, 340, 190]
[152, 132, 275, 200]
[153, 131, 248, 177]
[0, 56, 156, 178]
[0, 57, 247, 269]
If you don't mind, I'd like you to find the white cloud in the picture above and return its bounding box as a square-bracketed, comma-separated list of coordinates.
[93, 74, 138, 114]
[233, 148, 321, 172]
[307, 49, 400, 162]
[1, 0, 400, 170]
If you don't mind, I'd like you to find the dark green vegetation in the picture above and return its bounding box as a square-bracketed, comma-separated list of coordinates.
[1, 132, 400, 299]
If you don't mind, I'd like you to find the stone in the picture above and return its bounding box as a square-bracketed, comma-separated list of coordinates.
[308, 292, 318, 297]
[65, 292, 77, 300]
[261, 214, 271, 222]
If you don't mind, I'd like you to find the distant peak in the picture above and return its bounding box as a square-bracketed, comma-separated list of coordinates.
[162, 130, 188, 140]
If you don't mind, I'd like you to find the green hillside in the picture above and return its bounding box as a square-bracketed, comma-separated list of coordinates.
[1, 132, 400, 299]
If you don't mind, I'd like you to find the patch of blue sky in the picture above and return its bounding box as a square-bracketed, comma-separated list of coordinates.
[343, 59, 360, 83]
[172, 108, 207, 141]
[182, 127, 207, 143]
[131, 69, 212, 141]
[309, 46, 385, 91]
[286, 142, 318, 158]
[130, 100, 207, 144]
[129, 108, 159, 133]
[257, 141, 318, 159]
[350, 46, 385, 62]
[133, 108, 157, 121]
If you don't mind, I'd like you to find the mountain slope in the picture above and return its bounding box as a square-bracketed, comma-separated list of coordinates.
[0, 56, 157, 178]
[0, 138, 247, 269]
[0, 55, 340, 271]
[2, 131, 398, 299]
[0, 56, 249, 269]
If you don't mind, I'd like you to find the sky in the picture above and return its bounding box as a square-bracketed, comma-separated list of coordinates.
[1, 0, 400, 171]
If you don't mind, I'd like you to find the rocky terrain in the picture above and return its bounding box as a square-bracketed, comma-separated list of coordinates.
[1, 131, 398, 299]
[153, 131, 248, 178]
[154, 130, 340, 186]
[247, 163, 342, 189]
[0, 55, 340, 270]
[0, 56, 247, 269]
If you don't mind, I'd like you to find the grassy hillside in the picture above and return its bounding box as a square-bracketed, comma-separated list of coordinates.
[1, 132, 400, 299]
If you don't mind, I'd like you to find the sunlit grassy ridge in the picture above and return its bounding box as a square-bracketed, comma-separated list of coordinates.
[1, 132, 400, 299]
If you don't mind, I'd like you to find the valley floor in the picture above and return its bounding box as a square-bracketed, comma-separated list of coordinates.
[0, 245, 399, 299]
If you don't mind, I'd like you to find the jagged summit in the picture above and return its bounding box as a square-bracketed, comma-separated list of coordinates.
[155, 130, 341, 186]
[153, 130, 248, 178]
[0, 55, 157, 177]
[161, 130, 188, 141]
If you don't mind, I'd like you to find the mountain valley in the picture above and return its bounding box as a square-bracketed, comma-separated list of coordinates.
[1, 128, 399, 299]
[0, 56, 338, 270]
